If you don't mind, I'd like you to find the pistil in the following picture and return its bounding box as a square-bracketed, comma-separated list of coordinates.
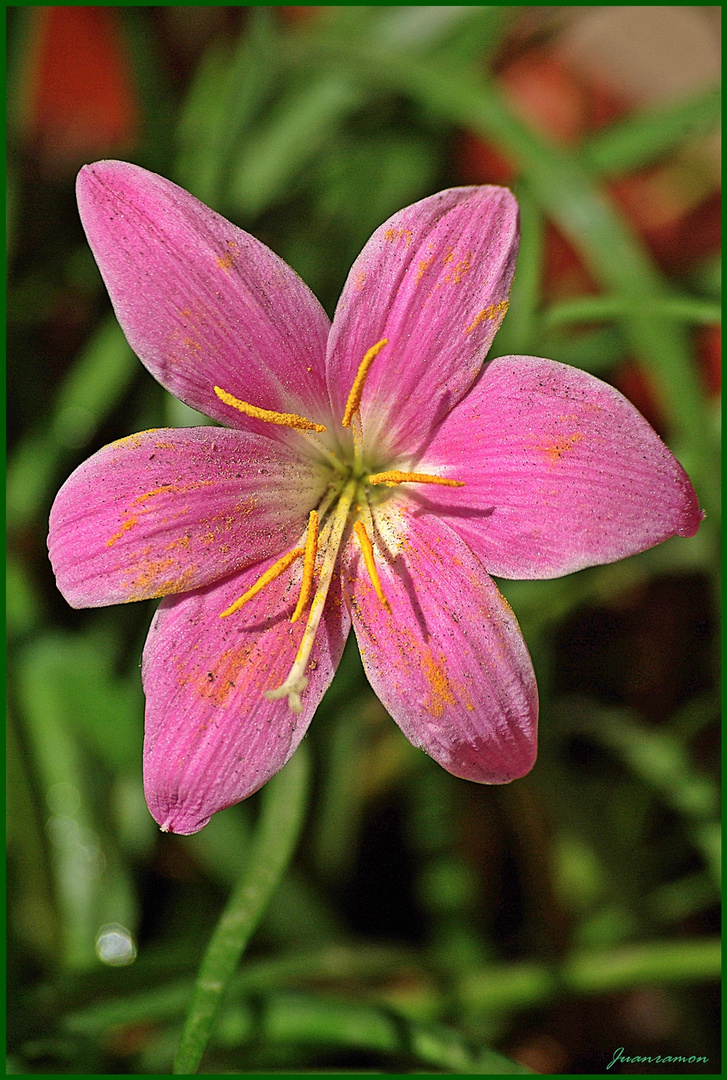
[265, 477, 358, 714]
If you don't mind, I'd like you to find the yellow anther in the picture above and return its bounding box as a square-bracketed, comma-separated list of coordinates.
[368, 471, 465, 488]
[291, 511, 319, 623]
[214, 386, 326, 433]
[353, 521, 390, 612]
[342, 339, 388, 427]
[220, 547, 304, 618]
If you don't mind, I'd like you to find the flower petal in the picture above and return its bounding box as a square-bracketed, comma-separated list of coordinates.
[76, 160, 333, 431]
[346, 510, 537, 783]
[48, 427, 327, 607]
[418, 355, 703, 579]
[142, 556, 350, 834]
[326, 186, 519, 458]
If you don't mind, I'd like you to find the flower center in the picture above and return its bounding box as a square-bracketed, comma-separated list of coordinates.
[214, 340, 464, 713]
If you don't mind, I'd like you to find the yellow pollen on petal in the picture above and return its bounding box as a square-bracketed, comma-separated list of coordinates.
[106, 516, 138, 547]
[342, 339, 388, 427]
[353, 520, 390, 612]
[465, 300, 509, 335]
[220, 547, 304, 618]
[214, 386, 326, 433]
[291, 511, 319, 623]
[368, 470, 465, 488]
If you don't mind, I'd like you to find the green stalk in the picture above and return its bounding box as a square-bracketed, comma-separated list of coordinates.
[544, 295, 721, 330]
[173, 748, 310, 1074]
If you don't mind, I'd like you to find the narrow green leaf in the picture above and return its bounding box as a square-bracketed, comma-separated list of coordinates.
[563, 704, 720, 886]
[16, 636, 139, 970]
[459, 937, 721, 1010]
[63, 944, 415, 1035]
[173, 748, 310, 1074]
[372, 5, 510, 63]
[228, 74, 363, 216]
[583, 86, 721, 177]
[539, 325, 627, 373]
[257, 992, 535, 1073]
[649, 871, 719, 924]
[562, 937, 721, 992]
[7, 317, 137, 530]
[544, 294, 721, 330]
[7, 708, 58, 961]
[175, 9, 279, 207]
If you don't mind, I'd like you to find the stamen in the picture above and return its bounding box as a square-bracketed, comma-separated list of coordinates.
[353, 520, 390, 611]
[368, 470, 465, 488]
[220, 547, 304, 618]
[214, 386, 326, 433]
[266, 478, 357, 713]
[342, 339, 388, 427]
[291, 511, 319, 623]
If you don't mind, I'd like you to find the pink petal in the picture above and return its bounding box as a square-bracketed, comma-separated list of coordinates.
[417, 355, 703, 579]
[345, 510, 537, 783]
[326, 186, 519, 458]
[142, 556, 350, 834]
[48, 427, 327, 607]
[76, 160, 333, 432]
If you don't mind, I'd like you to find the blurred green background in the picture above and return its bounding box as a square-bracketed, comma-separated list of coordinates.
[7, 6, 720, 1074]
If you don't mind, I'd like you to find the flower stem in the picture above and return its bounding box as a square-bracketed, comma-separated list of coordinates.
[172, 747, 310, 1075]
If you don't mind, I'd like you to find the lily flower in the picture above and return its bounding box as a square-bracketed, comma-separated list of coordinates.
[48, 162, 702, 834]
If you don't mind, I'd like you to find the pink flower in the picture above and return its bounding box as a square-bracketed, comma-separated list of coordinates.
[48, 161, 702, 834]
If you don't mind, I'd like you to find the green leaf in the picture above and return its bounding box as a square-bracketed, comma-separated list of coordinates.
[19, 630, 143, 773]
[7, 317, 138, 531]
[253, 991, 535, 1073]
[562, 702, 720, 886]
[175, 8, 279, 207]
[228, 73, 364, 216]
[583, 86, 721, 177]
[63, 944, 416, 1035]
[15, 635, 141, 970]
[538, 325, 627, 373]
[544, 294, 721, 330]
[459, 937, 721, 1010]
